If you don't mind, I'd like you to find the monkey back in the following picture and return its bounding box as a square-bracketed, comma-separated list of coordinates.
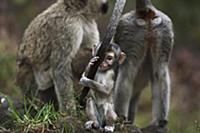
[114, 9, 174, 65]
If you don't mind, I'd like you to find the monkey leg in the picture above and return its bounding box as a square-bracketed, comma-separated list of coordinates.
[85, 97, 100, 128]
[114, 64, 138, 121]
[151, 62, 170, 127]
[53, 71, 75, 112]
[104, 109, 117, 133]
[104, 103, 117, 126]
[150, 16, 173, 127]
[51, 60, 75, 112]
[32, 66, 60, 108]
[127, 92, 141, 124]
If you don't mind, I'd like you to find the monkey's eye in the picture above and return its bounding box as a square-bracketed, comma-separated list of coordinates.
[106, 56, 114, 60]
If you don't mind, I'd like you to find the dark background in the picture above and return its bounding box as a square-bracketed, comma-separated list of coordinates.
[0, 0, 199, 132]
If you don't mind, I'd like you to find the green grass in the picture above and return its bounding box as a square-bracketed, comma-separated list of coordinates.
[14, 104, 58, 132]
[1, 94, 88, 133]
[4, 95, 59, 133]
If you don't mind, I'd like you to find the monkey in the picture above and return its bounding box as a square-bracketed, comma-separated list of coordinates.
[113, 0, 174, 129]
[16, 0, 109, 112]
[79, 43, 126, 132]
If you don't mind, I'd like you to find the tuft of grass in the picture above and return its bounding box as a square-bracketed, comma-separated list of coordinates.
[6, 97, 59, 133]
[2, 94, 89, 133]
[17, 105, 58, 133]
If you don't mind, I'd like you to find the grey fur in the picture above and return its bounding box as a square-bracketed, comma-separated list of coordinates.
[113, 3, 174, 127]
[79, 44, 125, 129]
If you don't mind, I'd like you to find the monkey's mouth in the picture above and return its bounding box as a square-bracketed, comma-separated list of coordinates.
[99, 62, 110, 71]
[101, 2, 109, 14]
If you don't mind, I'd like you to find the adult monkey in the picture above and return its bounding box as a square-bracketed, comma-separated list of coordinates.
[16, 0, 109, 112]
[79, 0, 127, 107]
[114, 0, 174, 129]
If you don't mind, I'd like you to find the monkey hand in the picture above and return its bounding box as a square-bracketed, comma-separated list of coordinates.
[89, 56, 99, 66]
[84, 56, 99, 72]
[79, 75, 91, 87]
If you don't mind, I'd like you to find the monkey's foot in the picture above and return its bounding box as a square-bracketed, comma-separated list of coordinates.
[141, 125, 168, 133]
[84, 121, 100, 130]
[104, 125, 115, 133]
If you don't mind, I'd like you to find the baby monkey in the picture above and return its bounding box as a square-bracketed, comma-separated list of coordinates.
[80, 43, 126, 132]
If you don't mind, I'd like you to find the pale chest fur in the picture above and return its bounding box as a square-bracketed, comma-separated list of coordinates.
[94, 69, 114, 88]
[92, 69, 115, 105]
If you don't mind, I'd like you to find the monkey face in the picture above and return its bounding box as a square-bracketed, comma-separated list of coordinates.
[87, 0, 109, 15]
[99, 51, 115, 71]
[100, 0, 109, 14]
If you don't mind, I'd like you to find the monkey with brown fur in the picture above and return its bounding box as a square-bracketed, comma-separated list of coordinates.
[80, 43, 126, 132]
[16, 0, 109, 112]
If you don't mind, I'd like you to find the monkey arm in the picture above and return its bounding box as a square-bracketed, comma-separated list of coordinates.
[80, 76, 113, 96]
[82, 20, 100, 49]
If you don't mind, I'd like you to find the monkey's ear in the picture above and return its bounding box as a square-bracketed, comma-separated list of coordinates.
[118, 52, 126, 65]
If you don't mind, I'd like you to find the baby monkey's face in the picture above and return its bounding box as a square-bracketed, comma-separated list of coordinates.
[99, 51, 115, 71]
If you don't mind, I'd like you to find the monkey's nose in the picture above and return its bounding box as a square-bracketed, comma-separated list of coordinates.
[101, 2, 109, 14]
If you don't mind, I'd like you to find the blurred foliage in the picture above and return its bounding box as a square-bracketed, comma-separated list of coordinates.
[0, 0, 200, 133]
[1, 0, 200, 47]
[153, 0, 200, 48]
[0, 41, 21, 97]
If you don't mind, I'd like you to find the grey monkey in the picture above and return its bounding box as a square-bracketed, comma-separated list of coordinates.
[113, 0, 174, 128]
[16, 0, 109, 112]
[80, 43, 126, 132]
